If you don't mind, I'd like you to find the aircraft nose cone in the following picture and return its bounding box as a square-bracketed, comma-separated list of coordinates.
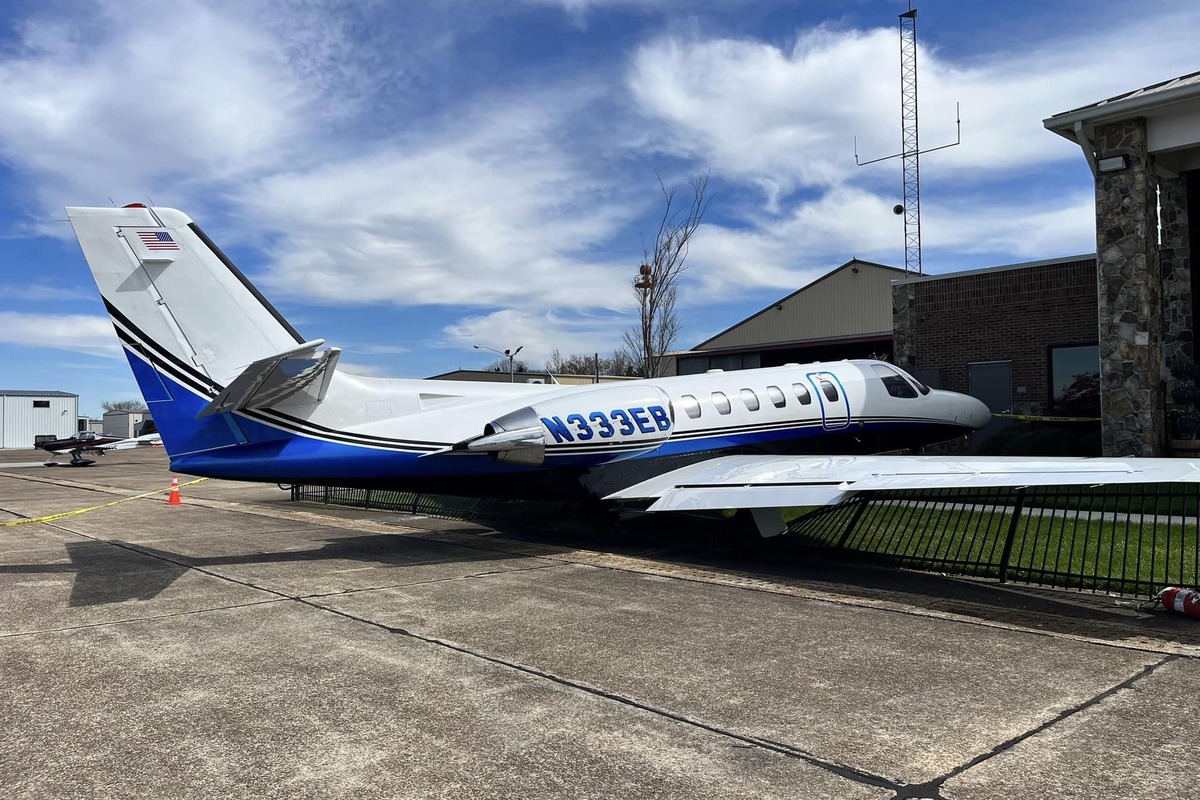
[962, 395, 992, 428]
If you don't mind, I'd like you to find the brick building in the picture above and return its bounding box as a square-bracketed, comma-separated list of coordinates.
[893, 255, 1099, 421]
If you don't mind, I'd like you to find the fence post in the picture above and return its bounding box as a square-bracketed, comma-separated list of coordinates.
[998, 488, 1027, 583]
[364, 489, 372, 510]
[835, 499, 871, 550]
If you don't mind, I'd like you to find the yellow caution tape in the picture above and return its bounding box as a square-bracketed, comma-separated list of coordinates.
[1, 477, 209, 528]
[992, 413, 1101, 422]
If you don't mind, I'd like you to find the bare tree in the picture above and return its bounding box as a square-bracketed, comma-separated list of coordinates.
[483, 357, 530, 373]
[101, 399, 146, 412]
[623, 171, 710, 378]
[546, 349, 642, 379]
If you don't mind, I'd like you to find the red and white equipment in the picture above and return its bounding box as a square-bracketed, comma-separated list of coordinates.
[1158, 587, 1200, 618]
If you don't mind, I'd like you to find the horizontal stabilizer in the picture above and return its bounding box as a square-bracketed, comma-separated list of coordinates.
[197, 340, 340, 418]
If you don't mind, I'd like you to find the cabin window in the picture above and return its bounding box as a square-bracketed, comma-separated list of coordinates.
[680, 394, 702, 419]
[740, 389, 760, 411]
[792, 383, 812, 405]
[32, 400, 50, 408]
[711, 391, 732, 415]
[818, 379, 839, 402]
[766, 385, 786, 408]
[871, 364, 918, 399]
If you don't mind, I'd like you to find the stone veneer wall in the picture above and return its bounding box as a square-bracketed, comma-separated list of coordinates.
[1093, 117, 1163, 456]
[891, 259, 1097, 416]
[1159, 172, 1192, 405]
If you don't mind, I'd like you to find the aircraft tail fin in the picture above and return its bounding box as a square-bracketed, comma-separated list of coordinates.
[67, 205, 320, 457]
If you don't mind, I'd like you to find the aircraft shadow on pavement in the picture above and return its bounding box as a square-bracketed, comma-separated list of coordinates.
[464, 510, 1200, 649]
[0, 534, 528, 608]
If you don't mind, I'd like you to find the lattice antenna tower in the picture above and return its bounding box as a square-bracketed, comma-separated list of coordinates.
[854, 3, 960, 276]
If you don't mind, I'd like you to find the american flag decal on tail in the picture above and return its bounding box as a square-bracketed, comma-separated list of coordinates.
[137, 230, 180, 251]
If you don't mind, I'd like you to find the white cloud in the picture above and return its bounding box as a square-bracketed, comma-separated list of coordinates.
[0, 312, 122, 358]
[0, 0, 1193, 360]
[442, 307, 634, 368]
[626, 9, 1200, 202]
[923, 192, 1098, 261]
[0, 0, 366, 229]
[247, 91, 641, 310]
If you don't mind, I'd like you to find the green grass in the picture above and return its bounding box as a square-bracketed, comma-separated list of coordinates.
[786, 497, 1200, 596]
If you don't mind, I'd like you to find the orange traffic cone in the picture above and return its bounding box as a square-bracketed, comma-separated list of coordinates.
[167, 474, 182, 505]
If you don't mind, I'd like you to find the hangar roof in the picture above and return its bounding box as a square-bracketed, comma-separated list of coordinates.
[691, 259, 905, 352]
[0, 390, 77, 397]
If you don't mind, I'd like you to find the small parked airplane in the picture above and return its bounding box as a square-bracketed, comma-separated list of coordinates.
[35, 429, 163, 466]
[36, 431, 125, 466]
[66, 205, 1200, 534]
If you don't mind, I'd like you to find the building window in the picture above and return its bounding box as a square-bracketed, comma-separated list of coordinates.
[766, 385, 786, 408]
[740, 389, 760, 411]
[1049, 344, 1100, 415]
[792, 383, 812, 405]
[33, 400, 50, 408]
[711, 391, 732, 415]
[680, 394, 702, 419]
[871, 364, 918, 398]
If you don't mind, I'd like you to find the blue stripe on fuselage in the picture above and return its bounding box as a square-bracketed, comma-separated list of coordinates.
[127, 348, 966, 486]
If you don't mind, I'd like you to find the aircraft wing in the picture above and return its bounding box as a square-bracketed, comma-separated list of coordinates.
[605, 454, 1200, 515]
[102, 433, 164, 450]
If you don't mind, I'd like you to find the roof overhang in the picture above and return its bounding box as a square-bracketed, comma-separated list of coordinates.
[1044, 72, 1200, 177]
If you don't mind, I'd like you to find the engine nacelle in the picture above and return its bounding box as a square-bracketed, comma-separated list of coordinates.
[467, 384, 675, 466]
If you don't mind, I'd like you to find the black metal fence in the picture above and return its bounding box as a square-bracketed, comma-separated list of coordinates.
[288, 484, 583, 529]
[785, 484, 1200, 596]
[291, 483, 1200, 597]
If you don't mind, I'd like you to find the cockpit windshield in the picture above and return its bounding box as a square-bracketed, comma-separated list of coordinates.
[871, 364, 922, 398]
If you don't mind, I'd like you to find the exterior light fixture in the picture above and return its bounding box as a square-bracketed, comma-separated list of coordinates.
[1097, 154, 1131, 173]
[474, 343, 524, 382]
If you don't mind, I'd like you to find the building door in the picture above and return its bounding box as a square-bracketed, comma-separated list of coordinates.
[807, 371, 851, 430]
[968, 361, 1013, 451]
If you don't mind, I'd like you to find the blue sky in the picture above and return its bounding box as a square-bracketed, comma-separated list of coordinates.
[0, 0, 1196, 417]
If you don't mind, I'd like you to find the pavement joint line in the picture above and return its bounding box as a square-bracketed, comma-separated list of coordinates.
[11, 469, 1198, 658]
[294, 593, 905, 793]
[928, 654, 1178, 791]
[25, 510, 902, 793]
[295, 561, 571, 599]
[413, 529, 1200, 659]
[11, 468, 1191, 793]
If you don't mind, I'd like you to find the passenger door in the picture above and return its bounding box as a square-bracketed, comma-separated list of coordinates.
[807, 371, 850, 430]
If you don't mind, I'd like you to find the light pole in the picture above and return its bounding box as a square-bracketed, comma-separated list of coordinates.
[474, 344, 524, 383]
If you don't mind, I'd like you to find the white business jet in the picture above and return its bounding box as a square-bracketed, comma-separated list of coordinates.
[66, 205, 1200, 535]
